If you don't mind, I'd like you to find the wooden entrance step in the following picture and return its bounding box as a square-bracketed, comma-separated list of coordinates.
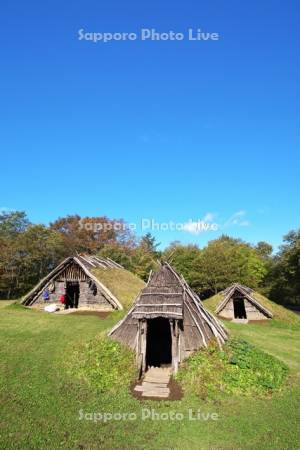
[133, 367, 172, 399]
[231, 318, 249, 324]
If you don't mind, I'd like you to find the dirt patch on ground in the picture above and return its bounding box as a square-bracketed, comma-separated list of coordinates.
[168, 376, 184, 400]
[71, 311, 112, 319]
[221, 317, 270, 325]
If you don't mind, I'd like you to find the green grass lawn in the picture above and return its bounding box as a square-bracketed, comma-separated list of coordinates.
[1, 304, 300, 450]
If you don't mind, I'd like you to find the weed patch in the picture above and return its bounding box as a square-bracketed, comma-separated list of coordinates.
[177, 338, 288, 399]
[67, 335, 137, 394]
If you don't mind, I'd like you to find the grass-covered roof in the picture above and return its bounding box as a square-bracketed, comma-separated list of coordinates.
[92, 267, 145, 310]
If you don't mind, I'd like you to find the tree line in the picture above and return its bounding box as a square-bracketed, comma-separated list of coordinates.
[0, 211, 299, 306]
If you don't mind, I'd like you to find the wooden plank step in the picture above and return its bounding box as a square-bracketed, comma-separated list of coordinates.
[140, 386, 170, 393]
[142, 382, 168, 388]
[146, 370, 171, 377]
[145, 373, 171, 377]
[134, 383, 169, 392]
[144, 374, 171, 380]
[143, 378, 170, 384]
[142, 390, 170, 398]
[134, 385, 145, 392]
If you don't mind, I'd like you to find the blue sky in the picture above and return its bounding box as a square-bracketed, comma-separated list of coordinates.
[1, 0, 299, 250]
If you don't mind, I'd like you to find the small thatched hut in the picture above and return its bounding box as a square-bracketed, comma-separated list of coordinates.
[214, 283, 273, 321]
[22, 255, 144, 311]
[108, 263, 227, 375]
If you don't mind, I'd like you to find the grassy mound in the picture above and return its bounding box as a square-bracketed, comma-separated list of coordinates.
[67, 334, 137, 394]
[92, 267, 145, 309]
[204, 290, 299, 324]
[176, 338, 288, 399]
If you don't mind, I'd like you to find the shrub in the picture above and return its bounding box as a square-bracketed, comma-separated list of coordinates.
[67, 335, 137, 394]
[224, 339, 288, 395]
[176, 338, 288, 399]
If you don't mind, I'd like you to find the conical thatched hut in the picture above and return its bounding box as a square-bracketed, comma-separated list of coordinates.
[22, 255, 145, 311]
[108, 263, 227, 375]
[214, 283, 273, 321]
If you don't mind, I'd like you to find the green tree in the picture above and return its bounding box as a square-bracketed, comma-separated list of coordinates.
[98, 243, 135, 271]
[50, 215, 136, 255]
[131, 248, 159, 282]
[0, 222, 66, 298]
[163, 236, 268, 298]
[267, 230, 300, 305]
[140, 233, 160, 253]
[196, 236, 268, 296]
[0, 210, 29, 236]
[255, 241, 273, 259]
[0, 211, 31, 298]
[163, 242, 202, 291]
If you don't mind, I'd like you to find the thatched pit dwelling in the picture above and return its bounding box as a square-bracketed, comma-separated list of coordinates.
[109, 263, 228, 376]
[22, 255, 144, 311]
[215, 283, 273, 321]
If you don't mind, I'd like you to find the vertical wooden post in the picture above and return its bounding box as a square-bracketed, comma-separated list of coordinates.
[173, 319, 179, 374]
[141, 319, 147, 376]
[136, 319, 141, 362]
[170, 319, 178, 373]
[136, 320, 142, 378]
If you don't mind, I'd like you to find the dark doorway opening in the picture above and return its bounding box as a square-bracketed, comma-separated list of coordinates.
[233, 297, 247, 319]
[146, 318, 172, 368]
[65, 281, 80, 309]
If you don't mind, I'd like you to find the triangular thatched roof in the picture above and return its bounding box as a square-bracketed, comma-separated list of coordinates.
[109, 263, 227, 353]
[215, 283, 273, 318]
[204, 285, 300, 324]
[21, 255, 143, 310]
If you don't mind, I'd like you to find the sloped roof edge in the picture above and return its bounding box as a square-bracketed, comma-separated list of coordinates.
[108, 263, 228, 347]
[22, 255, 124, 309]
[216, 283, 273, 318]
